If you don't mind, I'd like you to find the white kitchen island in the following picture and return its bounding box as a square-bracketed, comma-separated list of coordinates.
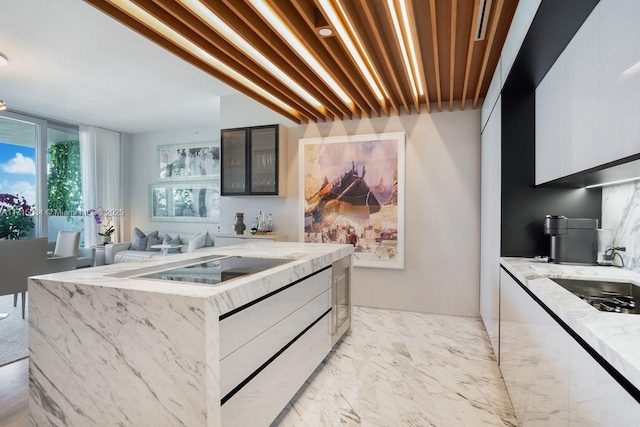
[28, 242, 352, 427]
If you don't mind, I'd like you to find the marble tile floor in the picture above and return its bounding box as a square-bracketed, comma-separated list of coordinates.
[0, 307, 517, 426]
[273, 307, 517, 427]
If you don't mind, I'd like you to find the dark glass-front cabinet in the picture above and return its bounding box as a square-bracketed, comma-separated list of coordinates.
[221, 124, 286, 196]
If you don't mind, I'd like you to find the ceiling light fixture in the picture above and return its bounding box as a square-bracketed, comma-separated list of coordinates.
[318, 28, 333, 37]
[318, 0, 387, 102]
[249, 0, 353, 108]
[397, 0, 424, 97]
[0, 99, 6, 111]
[387, 0, 420, 99]
[584, 176, 640, 189]
[181, 0, 325, 114]
[110, 0, 301, 120]
[0, 53, 7, 66]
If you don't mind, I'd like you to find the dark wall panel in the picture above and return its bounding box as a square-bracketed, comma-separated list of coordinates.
[500, 0, 602, 258]
[501, 87, 601, 257]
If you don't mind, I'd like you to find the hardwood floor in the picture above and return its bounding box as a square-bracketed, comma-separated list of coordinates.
[0, 357, 28, 427]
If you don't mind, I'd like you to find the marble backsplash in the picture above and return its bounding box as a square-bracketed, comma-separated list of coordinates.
[601, 181, 640, 272]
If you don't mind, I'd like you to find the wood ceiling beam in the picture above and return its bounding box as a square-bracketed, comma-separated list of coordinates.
[135, 0, 326, 122]
[449, 0, 458, 112]
[281, 0, 380, 118]
[355, 0, 404, 116]
[206, 0, 349, 120]
[218, 0, 354, 120]
[327, 0, 391, 117]
[461, 0, 480, 111]
[428, 0, 442, 112]
[250, 0, 369, 119]
[473, 0, 504, 109]
[85, 0, 305, 124]
[379, 0, 419, 114]
[403, 0, 429, 113]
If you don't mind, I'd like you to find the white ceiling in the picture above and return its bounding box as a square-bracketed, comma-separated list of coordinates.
[0, 0, 239, 134]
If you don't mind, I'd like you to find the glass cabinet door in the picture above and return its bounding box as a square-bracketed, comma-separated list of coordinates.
[221, 129, 247, 194]
[249, 126, 277, 194]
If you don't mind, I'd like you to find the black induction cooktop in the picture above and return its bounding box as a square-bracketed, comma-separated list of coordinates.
[139, 256, 291, 285]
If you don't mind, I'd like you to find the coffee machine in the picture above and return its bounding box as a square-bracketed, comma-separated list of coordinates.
[543, 215, 598, 264]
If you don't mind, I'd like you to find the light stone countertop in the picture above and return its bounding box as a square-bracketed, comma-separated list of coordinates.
[33, 241, 353, 316]
[500, 257, 640, 392]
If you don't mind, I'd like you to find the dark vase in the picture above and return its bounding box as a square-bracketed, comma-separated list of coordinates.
[233, 213, 246, 235]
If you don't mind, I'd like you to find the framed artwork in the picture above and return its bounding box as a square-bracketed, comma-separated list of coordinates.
[149, 183, 221, 222]
[158, 142, 220, 180]
[299, 132, 405, 269]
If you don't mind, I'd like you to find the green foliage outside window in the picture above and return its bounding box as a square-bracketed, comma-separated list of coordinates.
[47, 140, 82, 215]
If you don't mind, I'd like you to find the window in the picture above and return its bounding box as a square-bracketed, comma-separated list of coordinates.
[0, 111, 81, 242]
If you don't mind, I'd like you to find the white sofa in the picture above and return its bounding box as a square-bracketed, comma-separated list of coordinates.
[105, 231, 214, 264]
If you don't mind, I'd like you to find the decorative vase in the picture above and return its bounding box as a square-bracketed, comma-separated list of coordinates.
[233, 213, 246, 235]
[98, 234, 112, 245]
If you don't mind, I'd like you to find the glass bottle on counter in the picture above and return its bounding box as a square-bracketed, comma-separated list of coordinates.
[267, 213, 273, 232]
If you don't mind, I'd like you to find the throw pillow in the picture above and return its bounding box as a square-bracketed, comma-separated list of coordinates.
[205, 231, 215, 247]
[146, 231, 162, 251]
[131, 228, 148, 251]
[162, 234, 181, 253]
[187, 232, 207, 253]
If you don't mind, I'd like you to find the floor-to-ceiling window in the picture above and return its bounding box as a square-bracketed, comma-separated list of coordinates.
[47, 124, 84, 244]
[0, 111, 81, 241]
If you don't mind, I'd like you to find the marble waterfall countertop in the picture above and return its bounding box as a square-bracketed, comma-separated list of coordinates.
[501, 257, 640, 392]
[36, 241, 352, 316]
[29, 241, 352, 427]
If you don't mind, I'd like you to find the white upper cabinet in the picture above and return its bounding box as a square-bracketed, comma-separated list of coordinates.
[500, 0, 543, 84]
[535, 57, 563, 184]
[536, 0, 640, 185]
[598, 0, 640, 162]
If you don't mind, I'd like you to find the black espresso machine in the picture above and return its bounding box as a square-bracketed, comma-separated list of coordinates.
[543, 215, 598, 264]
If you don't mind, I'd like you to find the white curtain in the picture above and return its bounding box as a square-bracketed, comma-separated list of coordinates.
[80, 126, 121, 247]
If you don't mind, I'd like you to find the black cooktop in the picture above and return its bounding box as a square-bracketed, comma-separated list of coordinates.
[551, 278, 639, 314]
[140, 256, 291, 285]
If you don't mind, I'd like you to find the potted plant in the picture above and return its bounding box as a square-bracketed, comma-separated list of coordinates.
[0, 193, 34, 239]
[87, 208, 114, 245]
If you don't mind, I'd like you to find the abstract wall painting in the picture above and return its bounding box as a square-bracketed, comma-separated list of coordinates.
[299, 132, 405, 269]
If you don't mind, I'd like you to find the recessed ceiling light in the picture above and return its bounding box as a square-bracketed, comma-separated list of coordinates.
[0, 53, 8, 66]
[318, 28, 333, 37]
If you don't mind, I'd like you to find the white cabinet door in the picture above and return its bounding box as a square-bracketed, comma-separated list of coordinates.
[500, 268, 640, 426]
[536, 0, 640, 184]
[598, 0, 640, 163]
[562, 11, 599, 176]
[480, 97, 501, 359]
[535, 57, 564, 184]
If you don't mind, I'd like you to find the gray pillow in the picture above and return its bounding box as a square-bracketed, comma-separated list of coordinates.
[163, 234, 181, 253]
[187, 232, 207, 252]
[205, 232, 215, 247]
[131, 228, 148, 251]
[146, 231, 162, 251]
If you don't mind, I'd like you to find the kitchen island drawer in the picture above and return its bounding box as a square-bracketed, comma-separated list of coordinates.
[220, 288, 330, 396]
[220, 267, 331, 358]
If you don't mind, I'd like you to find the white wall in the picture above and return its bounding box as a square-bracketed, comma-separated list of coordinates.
[281, 107, 482, 316]
[125, 96, 481, 317]
[126, 125, 222, 238]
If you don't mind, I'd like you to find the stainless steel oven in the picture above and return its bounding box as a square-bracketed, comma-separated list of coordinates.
[331, 255, 351, 346]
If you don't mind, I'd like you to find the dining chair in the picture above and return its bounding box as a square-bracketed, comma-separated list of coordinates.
[46, 230, 81, 274]
[0, 237, 47, 319]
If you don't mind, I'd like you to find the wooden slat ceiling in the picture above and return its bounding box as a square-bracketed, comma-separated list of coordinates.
[86, 0, 518, 124]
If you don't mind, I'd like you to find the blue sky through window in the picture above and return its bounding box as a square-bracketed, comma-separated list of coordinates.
[0, 143, 36, 205]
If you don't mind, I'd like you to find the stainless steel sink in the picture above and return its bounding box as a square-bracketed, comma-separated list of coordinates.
[551, 278, 639, 314]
